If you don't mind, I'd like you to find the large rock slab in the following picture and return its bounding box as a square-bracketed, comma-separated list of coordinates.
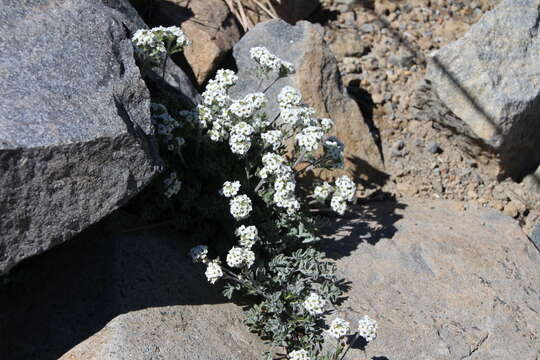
[425, 0, 540, 179]
[325, 199, 540, 359]
[0, 0, 160, 275]
[147, 0, 241, 86]
[232, 20, 384, 179]
[0, 223, 263, 360]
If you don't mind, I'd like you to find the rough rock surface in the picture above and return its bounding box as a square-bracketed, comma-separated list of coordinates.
[426, 0, 540, 179]
[0, 0, 165, 275]
[0, 223, 263, 360]
[232, 20, 384, 179]
[147, 0, 241, 86]
[325, 199, 540, 359]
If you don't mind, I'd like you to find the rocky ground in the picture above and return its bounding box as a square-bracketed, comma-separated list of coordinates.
[319, 0, 540, 236]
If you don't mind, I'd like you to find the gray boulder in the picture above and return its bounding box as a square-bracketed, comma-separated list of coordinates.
[0, 0, 164, 275]
[231, 20, 384, 179]
[425, 0, 540, 179]
[325, 200, 540, 359]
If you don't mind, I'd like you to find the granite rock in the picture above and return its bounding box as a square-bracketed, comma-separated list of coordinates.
[426, 0, 540, 179]
[0, 0, 159, 274]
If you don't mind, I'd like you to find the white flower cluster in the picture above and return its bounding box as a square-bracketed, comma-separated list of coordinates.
[313, 182, 333, 202]
[189, 245, 209, 264]
[329, 175, 356, 215]
[278, 86, 302, 108]
[334, 175, 356, 201]
[296, 125, 324, 152]
[250, 47, 295, 75]
[261, 130, 283, 150]
[226, 246, 255, 268]
[163, 172, 182, 198]
[320, 118, 334, 132]
[313, 175, 355, 215]
[205, 261, 223, 284]
[229, 121, 255, 155]
[289, 349, 310, 360]
[357, 315, 377, 343]
[259, 153, 286, 178]
[221, 180, 241, 198]
[323, 137, 345, 168]
[303, 292, 326, 315]
[281, 106, 315, 126]
[230, 194, 253, 220]
[132, 26, 189, 63]
[327, 318, 350, 339]
[258, 153, 300, 215]
[235, 225, 258, 248]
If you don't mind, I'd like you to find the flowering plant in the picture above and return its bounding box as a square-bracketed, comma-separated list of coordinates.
[132, 27, 378, 360]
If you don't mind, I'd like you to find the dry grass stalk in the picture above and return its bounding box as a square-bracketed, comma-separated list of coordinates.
[223, 0, 280, 32]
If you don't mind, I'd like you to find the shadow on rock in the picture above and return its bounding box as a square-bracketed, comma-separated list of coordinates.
[322, 200, 406, 260]
[0, 220, 225, 360]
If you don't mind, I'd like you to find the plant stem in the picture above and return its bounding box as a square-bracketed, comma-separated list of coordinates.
[338, 333, 360, 360]
[161, 55, 167, 79]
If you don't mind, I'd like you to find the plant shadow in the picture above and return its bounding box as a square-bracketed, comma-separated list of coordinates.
[321, 198, 406, 261]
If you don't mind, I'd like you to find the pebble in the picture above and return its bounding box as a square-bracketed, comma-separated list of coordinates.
[426, 141, 441, 154]
[360, 23, 375, 33]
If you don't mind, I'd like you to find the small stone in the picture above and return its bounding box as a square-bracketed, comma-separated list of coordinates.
[503, 201, 520, 218]
[393, 139, 405, 151]
[360, 23, 375, 33]
[426, 141, 441, 154]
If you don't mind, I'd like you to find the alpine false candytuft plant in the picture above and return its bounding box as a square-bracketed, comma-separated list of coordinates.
[132, 26, 378, 360]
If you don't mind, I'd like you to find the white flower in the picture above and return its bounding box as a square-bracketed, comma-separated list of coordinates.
[320, 118, 334, 132]
[205, 261, 223, 284]
[261, 130, 283, 150]
[327, 318, 350, 339]
[214, 69, 238, 87]
[242, 248, 255, 268]
[303, 292, 325, 315]
[229, 194, 253, 220]
[278, 86, 302, 108]
[229, 99, 255, 119]
[221, 181, 241, 198]
[132, 26, 190, 63]
[226, 247, 245, 268]
[249, 47, 295, 75]
[235, 225, 258, 248]
[281, 106, 315, 125]
[296, 126, 324, 152]
[232, 122, 254, 136]
[260, 153, 287, 178]
[358, 315, 377, 343]
[330, 195, 347, 215]
[189, 245, 208, 263]
[244, 92, 267, 110]
[313, 182, 333, 202]
[229, 132, 252, 155]
[289, 349, 310, 360]
[226, 247, 256, 268]
[324, 137, 345, 168]
[202, 79, 230, 108]
[334, 175, 356, 202]
[163, 172, 182, 198]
